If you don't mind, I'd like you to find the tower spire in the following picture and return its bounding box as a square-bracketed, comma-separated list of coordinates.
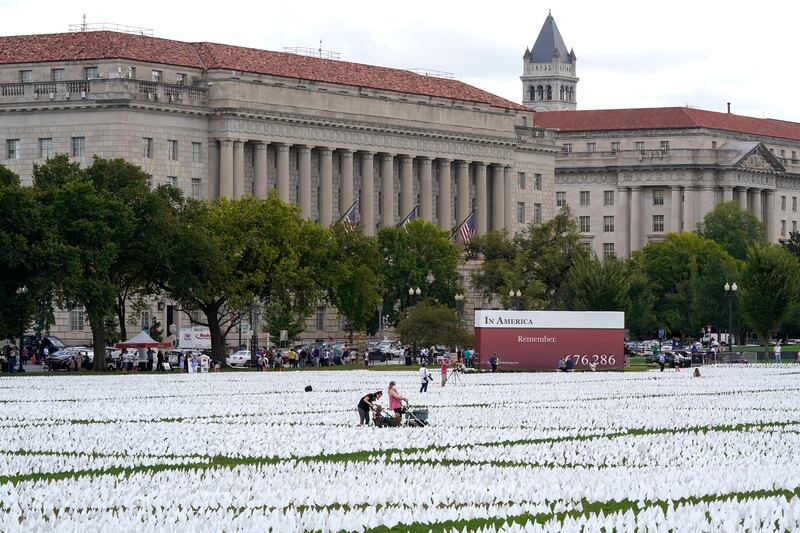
[520, 12, 578, 111]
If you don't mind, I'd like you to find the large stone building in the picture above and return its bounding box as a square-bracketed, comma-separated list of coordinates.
[521, 12, 577, 112]
[0, 28, 557, 345]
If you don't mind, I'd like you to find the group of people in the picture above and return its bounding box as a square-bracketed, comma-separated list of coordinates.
[254, 345, 349, 371]
[357, 381, 408, 425]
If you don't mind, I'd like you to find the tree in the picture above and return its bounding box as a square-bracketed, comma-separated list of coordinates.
[740, 243, 800, 358]
[466, 230, 517, 302]
[377, 220, 460, 325]
[161, 194, 318, 364]
[396, 300, 471, 348]
[697, 201, 764, 260]
[636, 232, 738, 339]
[323, 223, 383, 343]
[561, 256, 630, 311]
[782, 231, 800, 260]
[625, 262, 659, 338]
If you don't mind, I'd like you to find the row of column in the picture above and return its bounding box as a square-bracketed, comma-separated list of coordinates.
[211, 139, 514, 236]
[620, 184, 776, 253]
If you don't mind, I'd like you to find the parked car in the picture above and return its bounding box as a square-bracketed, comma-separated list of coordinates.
[46, 349, 86, 370]
[22, 335, 66, 358]
[226, 350, 251, 367]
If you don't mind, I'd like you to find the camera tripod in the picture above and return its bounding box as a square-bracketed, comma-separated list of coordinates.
[447, 367, 465, 386]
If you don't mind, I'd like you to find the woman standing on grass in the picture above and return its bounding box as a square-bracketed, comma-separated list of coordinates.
[440, 356, 448, 387]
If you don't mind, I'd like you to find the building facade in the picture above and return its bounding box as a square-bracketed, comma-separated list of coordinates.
[0, 29, 557, 345]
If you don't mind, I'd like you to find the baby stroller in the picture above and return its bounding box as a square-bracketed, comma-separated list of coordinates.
[372, 401, 429, 427]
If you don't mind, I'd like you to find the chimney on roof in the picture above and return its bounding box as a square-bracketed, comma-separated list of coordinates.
[727, 102, 731, 114]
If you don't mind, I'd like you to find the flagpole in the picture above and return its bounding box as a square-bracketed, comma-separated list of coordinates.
[396, 203, 420, 228]
[336, 199, 358, 223]
[450, 209, 476, 240]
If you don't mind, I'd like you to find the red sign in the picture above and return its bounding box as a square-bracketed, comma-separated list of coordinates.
[474, 311, 625, 371]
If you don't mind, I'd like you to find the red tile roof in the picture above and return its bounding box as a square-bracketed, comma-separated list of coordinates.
[0, 31, 524, 110]
[534, 107, 800, 142]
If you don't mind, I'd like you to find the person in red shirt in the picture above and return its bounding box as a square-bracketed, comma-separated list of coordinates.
[441, 357, 448, 387]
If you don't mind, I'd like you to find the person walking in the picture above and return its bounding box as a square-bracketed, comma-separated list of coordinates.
[489, 353, 499, 373]
[658, 352, 666, 372]
[775, 341, 782, 364]
[147, 348, 154, 371]
[156, 350, 164, 371]
[357, 391, 382, 425]
[419, 365, 431, 392]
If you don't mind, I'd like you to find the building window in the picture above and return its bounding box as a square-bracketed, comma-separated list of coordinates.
[142, 137, 153, 159]
[71, 137, 85, 157]
[152, 70, 162, 83]
[611, 142, 620, 154]
[562, 143, 572, 153]
[51, 68, 65, 82]
[603, 243, 616, 260]
[794, 197, 797, 212]
[781, 220, 787, 237]
[635, 141, 644, 151]
[653, 214, 665, 232]
[517, 172, 526, 190]
[533, 203, 542, 224]
[782, 196, 787, 211]
[579, 191, 590, 206]
[146, 174, 153, 189]
[176, 73, 185, 85]
[191, 178, 202, 200]
[18, 70, 32, 83]
[794, 221, 798, 234]
[587, 142, 596, 153]
[579, 216, 591, 233]
[38, 138, 52, 159]
[660, 140, 670, 152]
[652, 188, 664, 205]
[84, 67, 98, 80]
[533, 173, 542, 190]
[793, 151, 797, 164]
[69, 306, 85, 331]
[192, 142, 202, 163]
[167, 176, 178, 188]
[603, 216, 615, 232]
[556, 191, 566, 207]
[140, 309, 152, 330]
[167, 140, 178, 161]
[781, 149, 786, 159]
[517, 202, 526, 224]
[603, 190, 614, 206]
[6, 139, 20, 160]
[315, 306, 325, 331]
[580, 242, 592, 251]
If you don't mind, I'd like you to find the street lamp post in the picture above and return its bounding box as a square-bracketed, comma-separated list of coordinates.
[454, 293, 464, 324]
[508, 289, 522, 311]
[408, 286, 421, 364]
[724, 282, 738, 354]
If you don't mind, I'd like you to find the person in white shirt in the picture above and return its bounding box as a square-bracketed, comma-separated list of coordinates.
[419, 365, 431, 392]
[775, 342, 782, 364]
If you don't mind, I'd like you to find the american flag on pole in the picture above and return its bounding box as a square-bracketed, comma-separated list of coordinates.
[459, 210, 476, 244]
[398, 204, 419, 229]
[340, 199, 359, 232]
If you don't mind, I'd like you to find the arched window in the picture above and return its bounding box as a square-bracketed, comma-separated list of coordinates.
[569, 86, 574, 101]
[537, 85, 544, 100]
[560, 85, 565, 100]
[529, 85, 536, 101]
[546, 85, 552, 100]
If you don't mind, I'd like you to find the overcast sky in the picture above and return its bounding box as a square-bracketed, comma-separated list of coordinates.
[2, 0, 799, 121]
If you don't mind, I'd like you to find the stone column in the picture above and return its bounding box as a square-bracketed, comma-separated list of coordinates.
[670, 186, 682, 232]
[765, 189, 777, 242]
[218, 139, 233, 199]
[319, 147, 333, 225]
[400, 155, 413, 218]
[737, 187, 749, 211]
[232, 140, 244, 199]
[630, 186, 642, 251]
[339, 149, 354, 214]
[276, 143, 290, 202]
[722, 186, 734, 204]
[254, 141, 267, 198]
[456, 161, 470, 229]
[504, 166, 513, 231]
[361, 152, 375, 236]
[699, 186, 715, 222]
[438, 159, 451, 230]
[475, 162, 487, 235]
[617, 187, 630, 256]
[419, 157, 433, 221]
[381, 154, 395, 228]
[683, 186, 697, 232]
[298, 145, 312, 218]
[208, 141, 219, 200]
[492, 164, 504, 231]
[750, 188, 763, 222]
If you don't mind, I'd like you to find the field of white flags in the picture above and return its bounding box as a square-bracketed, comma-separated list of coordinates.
[0, 366, 800, 531]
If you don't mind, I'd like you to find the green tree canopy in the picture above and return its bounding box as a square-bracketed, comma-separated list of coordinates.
[561, 256, 630, 312]
[635, 232, 738, 338]
[740, 243, 800, 356]
[696, 201, 764, 260]
[396, 299, 471, 348]
[377, 220, 460, 325]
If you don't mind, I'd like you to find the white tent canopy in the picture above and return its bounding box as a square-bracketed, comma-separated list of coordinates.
[115, 330, 170, 349]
